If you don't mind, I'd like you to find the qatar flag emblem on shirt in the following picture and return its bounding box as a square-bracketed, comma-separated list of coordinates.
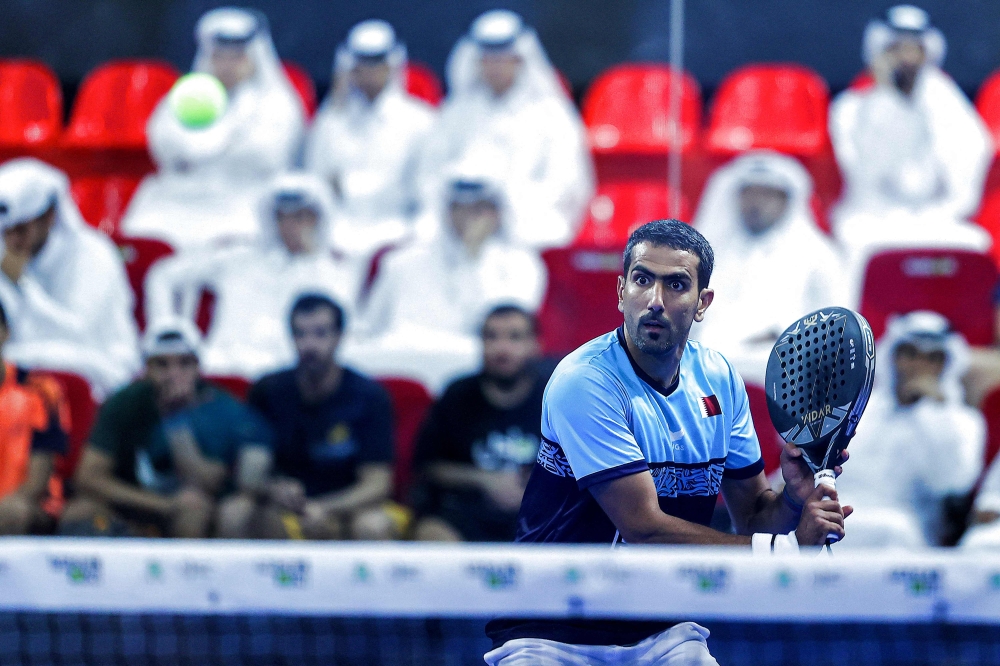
[700, 395, 722, 417]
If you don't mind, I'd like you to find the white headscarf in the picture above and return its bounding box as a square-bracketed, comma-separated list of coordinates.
[875, 310, 969, 405]
[0, 158, 86, 235]
[862, 5, 946, 68]
[327, 19, 408, 106]
[256, 171, 336, 254]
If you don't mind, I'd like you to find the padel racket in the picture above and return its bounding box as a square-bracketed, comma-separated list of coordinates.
[764, 307, 876, 542]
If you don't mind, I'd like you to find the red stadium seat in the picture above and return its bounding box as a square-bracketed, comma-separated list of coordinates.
[705, 64, 831, 157]
[979, 388, 1000, 484]
[404, 62, 443, 106]
[538, 247, 623, 355]
[745, 384, 785, 476]
[582, 64, 702, 156]
[281, 60, 317, 118]
[46, 371, 97, 485]
[974, 190, 1000, 267]
[70, 175, 141, 235]
[112, 234, 175, 332]
[858, 249, 997, 345]
[976, 70, 1000, 156]
[379, 377, 434, 503]
[207, 375, 252, 401]
[573, 182, 690, 248]
[0, 59, 62, 150]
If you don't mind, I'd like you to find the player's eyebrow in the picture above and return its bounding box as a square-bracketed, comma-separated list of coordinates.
[630, 264, 693, 282]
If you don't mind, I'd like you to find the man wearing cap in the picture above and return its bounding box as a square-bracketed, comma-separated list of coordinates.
[143, 172, 362, 379]
[689, 151, 847, 384]
[343, 163, 546, 392]
[417, 9, 593, 249]
[61, 318, 273, 538]
[121, 7, 305, 250]
[830, 5, 992, 273]
[305, 19, 435, 259]
[0, 158, 139, 397]
[836, 311, 985, 548]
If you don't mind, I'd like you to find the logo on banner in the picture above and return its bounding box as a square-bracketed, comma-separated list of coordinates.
[0, 560, 8, 577]
[181, 561, 212, 580]
[390, 564, 420, 582]
[775, 569, 794, 589]
[990, 573, 1000, 591]
[468, 563, 518, 590]
[49, 557, 101, 584]
[564, 567, 583, 584]
[890, 569, 940, 596]
[146, 560, 164, 582]
[255, 560, 309, 588]
[679, 566, 727, 593]
[813, 571, 842, 588]
[353, 563, 373, 583]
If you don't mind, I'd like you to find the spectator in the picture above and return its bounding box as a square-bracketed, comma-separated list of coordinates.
[305, 20, 435, 258]
[143, 172, 362, 379]
[690, 151, 848, 384]
[412, 305, 548, 542]
[417, 9, 594, 249]
[122, 7, 305, 249]
[835, 311, 985, 548]
[0, 158, 139, 397]
[233, 294, 398, 540]
[829, 5, 992, 271]
[60, 319, 272, 538]
[0, 300, 70, 534]
[342, 164, 547, 392]
[962, 452, 1000, 549]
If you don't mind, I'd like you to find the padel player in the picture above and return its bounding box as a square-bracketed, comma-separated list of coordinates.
[485, 220, 851, 665]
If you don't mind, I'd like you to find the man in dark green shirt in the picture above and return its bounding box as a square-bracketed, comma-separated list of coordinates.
[60, 318, 272, 537]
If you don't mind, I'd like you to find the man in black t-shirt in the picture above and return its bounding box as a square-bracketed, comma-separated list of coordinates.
[243, 294, 397, 540]
[412, 304, 550, 542]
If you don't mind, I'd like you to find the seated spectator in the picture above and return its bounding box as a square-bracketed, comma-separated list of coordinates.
[144, 172, 362, 379]
[836, 312, 985, 548]
[412, 305, 549, 542]
[342, 165, 547, 392]
[60, 319, 272, 538]
[417, 9, 593, 249]
[0, 300, 70, 534]
[961, 452, 1000, 549]
[690, 151, 848, 384]
[228, 294, 397, 540]
[829, 5, 992, 272]
[121, 7, 305, 249]
[0, 158, 139, 396]
[305, 19, 435, 258]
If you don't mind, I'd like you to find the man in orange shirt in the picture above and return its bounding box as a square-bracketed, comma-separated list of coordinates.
[0, 299, 70, 534]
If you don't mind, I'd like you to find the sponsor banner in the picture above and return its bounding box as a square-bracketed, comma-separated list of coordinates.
[0, 538, 997, 622]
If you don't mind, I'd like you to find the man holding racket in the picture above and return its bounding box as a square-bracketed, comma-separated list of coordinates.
[485, 219, 851, 666]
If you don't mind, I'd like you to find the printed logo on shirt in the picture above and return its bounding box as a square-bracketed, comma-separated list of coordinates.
[700, 395, 722, 418]
[471, 427, 539, 471]
[311, 423, 358, 461]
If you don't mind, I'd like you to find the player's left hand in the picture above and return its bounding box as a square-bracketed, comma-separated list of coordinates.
[779, 442, 849, 507]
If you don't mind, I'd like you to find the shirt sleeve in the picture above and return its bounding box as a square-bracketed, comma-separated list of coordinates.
[542, 366, 648, 490]
[356, 381, 394, 464]
[723, 365, 764, 479]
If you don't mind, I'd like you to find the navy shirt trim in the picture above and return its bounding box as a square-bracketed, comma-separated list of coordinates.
[722, 457, 765, 480]
[577, 459, 649, 490]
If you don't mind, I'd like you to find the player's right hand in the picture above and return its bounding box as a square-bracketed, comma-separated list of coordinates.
[794, 485, 853, 545]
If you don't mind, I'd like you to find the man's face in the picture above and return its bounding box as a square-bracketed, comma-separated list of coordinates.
[739, 184, 789, 235]
[480, 52, 522, 96]
[482, 312, 539, 382]
[450, 200, 500, 250]
[146, 354, 199, 408]
[351, 61, 391, 101]
[276, 207, 319, 255]
[893, 342, 945, 404]
[292, 308, 340, 375]
[210, 45, 255, 90]
[618, 243, 713, 358]
[886, 37, 926, 94]
[2, 206, 56, 257]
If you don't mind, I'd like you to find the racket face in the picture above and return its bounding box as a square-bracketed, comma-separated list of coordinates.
[764, 308, 876, 461]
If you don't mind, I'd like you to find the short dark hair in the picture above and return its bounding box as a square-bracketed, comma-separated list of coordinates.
[289, 293, 345, 334]
[481, 303, 538, 337]
[622, 219, 714, 289]
[0, 298, 6, 330]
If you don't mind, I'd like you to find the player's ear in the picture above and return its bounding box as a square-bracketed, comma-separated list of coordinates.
[693, 287, 714, 322]
[617, 275, 625, 313]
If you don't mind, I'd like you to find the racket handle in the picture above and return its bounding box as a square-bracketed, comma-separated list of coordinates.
[813, 470, 840, 545]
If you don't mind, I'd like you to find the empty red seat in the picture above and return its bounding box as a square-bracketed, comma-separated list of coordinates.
[379, 377, 434, 502]
[745, 383, 784, 476]
[978, 388, 1000, 485]
[63, 60, 179, 151]
[582, 64, 702, 155]
[975, 71, 1000, 156]
[974, 190, 1000, 266]
[0, 59, 62, 149]
[112, 234, 175, 332]
[573, 182, 690, 248]
[45, 371, 97, 485]
[705, 64, 831, 157]
[538, 247, 623, 355]
[70, 175, 141, 235]
[282, 60, 317, 118]
[404, 62, 443, 106]
[207, 375, 252, 401]
[859, 249, 997, 345]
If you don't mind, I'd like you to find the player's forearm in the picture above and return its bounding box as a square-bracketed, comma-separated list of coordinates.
[741, 489, 800, 536]
[621, 514, 751, 546]
[78, 474, 172, 516]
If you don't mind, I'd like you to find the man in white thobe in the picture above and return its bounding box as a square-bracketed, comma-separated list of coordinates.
[417, 9, 594, 250]
[0, 159, 140, 396]
[836, 311, 985, 548]
[305, 20, 435, 259]
[143, 172, 363, 380]
[690, 150, 848, 385]
[122, 7, 305, 250]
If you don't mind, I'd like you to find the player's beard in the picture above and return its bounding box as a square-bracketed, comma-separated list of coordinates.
[627, 312, 688, 358]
